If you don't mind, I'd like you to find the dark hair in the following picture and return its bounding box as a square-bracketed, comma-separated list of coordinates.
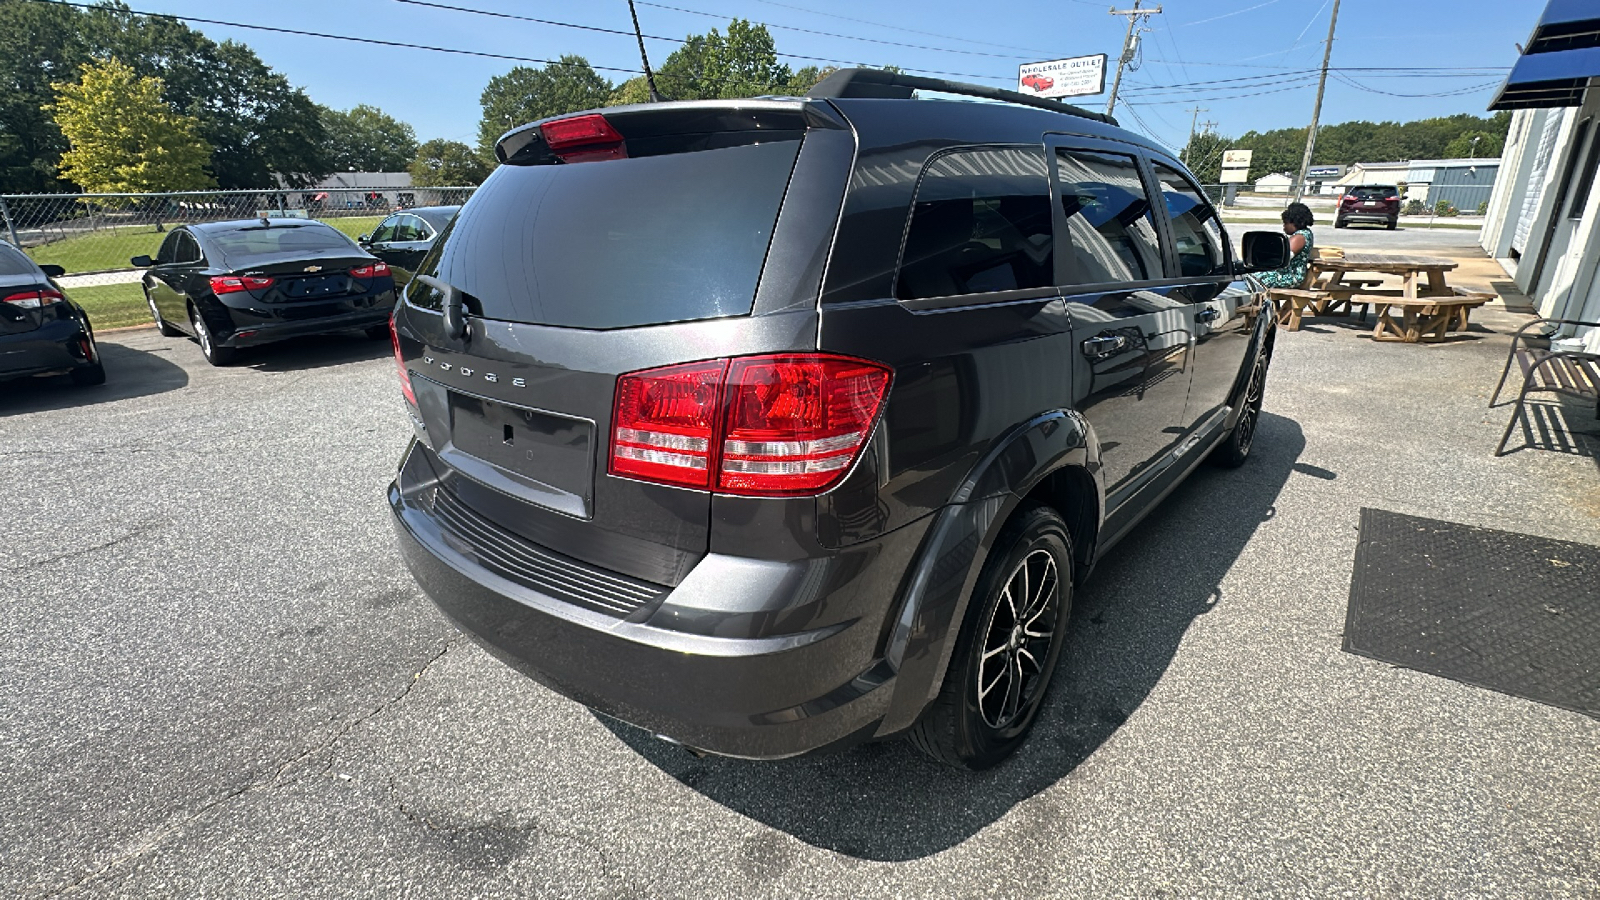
[1282, 202, 1314, 230]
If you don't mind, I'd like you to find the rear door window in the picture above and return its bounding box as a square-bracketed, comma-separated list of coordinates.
[419, 137, 802, 330]
[896, 146, 1054, 300]
[1152, 163, 1228, 277]
[175, 232, 203, 264]
[0, 243, 39, 276]
[1052, 148, 1164, 285]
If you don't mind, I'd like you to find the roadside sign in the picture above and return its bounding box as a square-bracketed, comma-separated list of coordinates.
[1220, 148, 1253, 184]
[1017, 55, 1108, 100]
[1306, 165, 1344, 179]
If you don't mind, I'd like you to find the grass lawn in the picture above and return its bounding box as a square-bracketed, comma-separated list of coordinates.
[24, 215, 389, 275]
[68, 282, 151, 330]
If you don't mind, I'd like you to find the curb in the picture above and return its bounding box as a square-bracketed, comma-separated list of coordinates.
[99, 323, 156, 334]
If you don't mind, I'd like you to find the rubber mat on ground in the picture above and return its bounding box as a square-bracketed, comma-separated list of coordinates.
[1343, 508, 1600, 718]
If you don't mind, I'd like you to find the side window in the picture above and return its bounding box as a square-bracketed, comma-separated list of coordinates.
[1152, 162, 1228, 277]
[397, 215, 431, 242]
[897, 146, 1054, 301]
[174, 232, 202, 264]
[1053, 148, 1165, 284]
[369, 216, 399, 243]
[156, 231, 182, 265]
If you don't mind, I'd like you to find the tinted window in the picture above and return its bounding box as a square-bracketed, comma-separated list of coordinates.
[1053, 149, 1164, 285]
[1153, 163, 1227, 277]
[419, 138, 801, 329]
[394, 215, 429, 242]
[1349, 186, 1396, 200]
[0, 243, 40, 276]
[897, 146, 1053, 301]
[208, 224, 356, 259]
[369, 216, 400, 243]
[155, 231, 181, 264]
[175, 232, 203, 264]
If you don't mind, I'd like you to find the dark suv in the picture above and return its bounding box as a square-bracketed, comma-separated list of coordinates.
[1335, 185, 1401, 229]
[389, 69, 1287, 769]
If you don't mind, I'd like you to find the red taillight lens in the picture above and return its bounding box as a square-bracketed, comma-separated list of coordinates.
[540, 114, 626, 163]
[2, 288, 64, 308]
[1385, 195, 1399, 202]
[390, 313, 415, 406]
[352, 261, 390, 278]
[209, 275, 273, 294]
[610, 360, 727, 489]
[608, 354, 893, 496]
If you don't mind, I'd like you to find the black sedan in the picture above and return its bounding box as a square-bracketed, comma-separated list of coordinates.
[133, 219, 397, 366]
[0, 241, 104, 387]
[357, 206, 459, 284]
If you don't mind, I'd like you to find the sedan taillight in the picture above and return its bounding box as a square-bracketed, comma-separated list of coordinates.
[210, 275, 274, 294]
[351, 261, 391, 279]
[610, 354, 893, 496]
[2, 288, 65, 308]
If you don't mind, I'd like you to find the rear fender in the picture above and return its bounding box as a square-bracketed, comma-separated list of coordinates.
[875, 409, 1099, 736]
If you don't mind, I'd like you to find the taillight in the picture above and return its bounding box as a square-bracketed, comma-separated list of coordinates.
[352, 261, 391, 278]
[1385, 195, 1399, 202]
[2, 288, 64, 308]
[390, 312, 415, 406]
[609, 354, 893, 496]
[210, 275, 273, 294]
[1341, 195, 1356, 204]
[540, 113, 626, 163]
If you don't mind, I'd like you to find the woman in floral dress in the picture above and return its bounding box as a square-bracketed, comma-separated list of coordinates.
[1256, 202, 1315, 288]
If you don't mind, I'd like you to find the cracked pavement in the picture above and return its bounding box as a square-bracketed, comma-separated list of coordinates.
[3, 237, 1599, 898]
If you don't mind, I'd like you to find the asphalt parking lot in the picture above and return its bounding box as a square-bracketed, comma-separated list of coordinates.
[3, 264, 1598, 896]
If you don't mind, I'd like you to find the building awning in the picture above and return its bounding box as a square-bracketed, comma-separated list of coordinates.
[1490, 1, 1600, 111]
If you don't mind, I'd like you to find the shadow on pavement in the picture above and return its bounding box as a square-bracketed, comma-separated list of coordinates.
[605, 411, 1307, 861]
[238, 331, 391, 372]
[0, 340, 188, 417]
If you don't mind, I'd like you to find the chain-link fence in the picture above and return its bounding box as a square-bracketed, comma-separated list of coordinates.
[0, 186, 476, 328]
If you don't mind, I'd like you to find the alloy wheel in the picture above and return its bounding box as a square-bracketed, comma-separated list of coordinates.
[1236, 358, 1266, 455]
[975, 548, 1060, 730]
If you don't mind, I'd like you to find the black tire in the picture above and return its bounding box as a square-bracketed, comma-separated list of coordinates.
[1386, 218, 1398, 230]
[147, 289, 183, 337]
[1334, 218, 1346, 229]
[190, 305, 237, 366]
[364, 323, 390, 340]
[908, 503, 1073, 770]
[1211, 348, 1269, 468]
[70, 361, 106, 386]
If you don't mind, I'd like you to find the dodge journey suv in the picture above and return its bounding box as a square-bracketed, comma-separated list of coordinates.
[389, 69, 1289, 769]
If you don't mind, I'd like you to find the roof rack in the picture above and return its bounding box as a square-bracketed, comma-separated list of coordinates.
[805, 68, 1117, 127]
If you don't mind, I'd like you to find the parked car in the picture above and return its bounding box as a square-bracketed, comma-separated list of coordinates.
[132, 219, 396, 366]
[357, 206, 460, 284]
[388, 69, 1289, 769]
[1021, 73, 1055, 92]
[0, 241, 104, 386]
[1335, 185, 1400, 229]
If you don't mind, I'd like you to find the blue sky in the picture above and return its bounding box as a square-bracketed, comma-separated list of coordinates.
[132, 0, 1535, 154]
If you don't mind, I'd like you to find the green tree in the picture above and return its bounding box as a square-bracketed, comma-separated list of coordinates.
[611, 20, 796, 105]
[49, 58, 213, 193]
[1182, 131, 1231, 184]
[477, 55, 613, 160]
[410, 139, 490, 186]
[0, 0, 97, 191]
[320, 104, 418, 172]
[1443, 130, 1503, 159]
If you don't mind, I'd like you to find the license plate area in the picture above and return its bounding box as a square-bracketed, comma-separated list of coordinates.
[282, 274, 348, 299]
[442, 386, 595, 519]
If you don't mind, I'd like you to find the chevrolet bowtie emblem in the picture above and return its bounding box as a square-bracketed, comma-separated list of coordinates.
[303, 265, 322, 272]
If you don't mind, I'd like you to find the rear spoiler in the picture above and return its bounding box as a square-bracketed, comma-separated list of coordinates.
[806, 67, 1117, 127]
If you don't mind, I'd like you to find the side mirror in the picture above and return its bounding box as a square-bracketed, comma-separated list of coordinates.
[130, 255, 154, 267]
[39, 264, 66, 278]
[1238, 231, 1290, 274]
[358, 233, 371, 243]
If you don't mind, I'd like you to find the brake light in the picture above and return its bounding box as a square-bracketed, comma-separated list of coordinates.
[209, 275, 274, 294]
[609, 354, 893, 496]
[2, 288, 64, 308]
[351, 261, 391, 278]
[390, 313, 415, 406]
[540, 114, 627, 163]
[1385, 195, 1400, 202]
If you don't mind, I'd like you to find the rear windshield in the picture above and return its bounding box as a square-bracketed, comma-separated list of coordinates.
[0, 244, 39, 276]
[208, 225, 356, 259]
[416, 138, 802, 330]
[1349, 186, 1396, 199]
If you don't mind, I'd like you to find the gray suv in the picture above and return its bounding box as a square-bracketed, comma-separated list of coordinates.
[388, 69, 1288, 769]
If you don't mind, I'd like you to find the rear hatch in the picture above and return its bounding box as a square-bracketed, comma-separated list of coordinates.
[212, 225, 388, 307]
[395, 100, 852, 586]
[1347, 186, 1398, 209]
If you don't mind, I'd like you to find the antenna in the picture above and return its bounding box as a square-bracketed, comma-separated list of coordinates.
[626, 0, 666, 102]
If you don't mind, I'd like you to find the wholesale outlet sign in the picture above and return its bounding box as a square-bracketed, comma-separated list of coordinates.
[1017, 55, 1108, 100]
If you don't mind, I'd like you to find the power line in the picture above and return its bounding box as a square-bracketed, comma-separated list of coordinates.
[1182, 0, 1284, 28]
[1331, 73, 1503, 98]
[634, 1, 1027, 60]
[748, 0, 1057, 55]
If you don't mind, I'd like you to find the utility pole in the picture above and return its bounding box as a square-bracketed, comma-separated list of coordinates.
[1106, 1, 1161, 118]
[1293, 0, 1340, 201]
[1182, 105, 1208, 164]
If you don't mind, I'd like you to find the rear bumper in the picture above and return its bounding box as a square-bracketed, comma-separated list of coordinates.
[1338, 210, 1397, 222]
[0, 318, 94, 380]
[220, 300, 394, 347]
[388, 442, 918, 759]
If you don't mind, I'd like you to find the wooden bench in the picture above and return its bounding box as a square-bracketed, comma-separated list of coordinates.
[1359, 292, 1493, 343]
[1490, 317, 1600, 456]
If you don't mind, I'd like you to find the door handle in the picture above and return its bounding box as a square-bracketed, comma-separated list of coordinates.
[1195, 307, 1221, 323]
[1081, 334, 1128, 357]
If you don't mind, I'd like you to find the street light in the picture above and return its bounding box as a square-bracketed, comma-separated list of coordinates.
[1470, 135, 1480, 159]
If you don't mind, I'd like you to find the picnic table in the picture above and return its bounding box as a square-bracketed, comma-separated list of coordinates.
[1271, 251, 1494, 342]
